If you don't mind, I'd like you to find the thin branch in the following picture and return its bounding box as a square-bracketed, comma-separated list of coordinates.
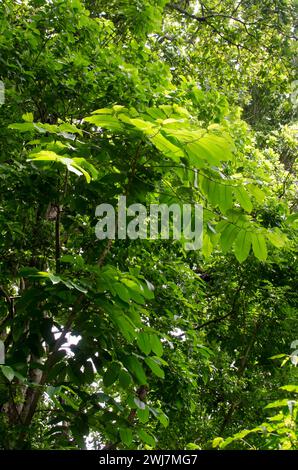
[195, 278, 245, 330]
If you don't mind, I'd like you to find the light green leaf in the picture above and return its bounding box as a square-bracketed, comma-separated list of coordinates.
[72, 158, 98, 180]
[114, 282, 131, 303]
[266, 229, 287, 248]
[91, 108, 113, 115]
[280, 385, 298, 393]
[269, 354, 287, 360]
[8, 122, 35, 132]
[59, 122, 83, 136]
[246, 184, 266, 203]
[234, 230, 252, 263]
[22, 112, 34, 122]
[149, 132, 183, 162]
[235, 186, 253, 213]
[84, 114, 123, 131]
[218, 184, 233, 213]
[252, 232, 267, 261]
[27, 151, 94, 183]
[202, 232, 213, 258]
[212, 437, 224, 448]
[157, 411, 169, 428]
[265, 399, 295, 409]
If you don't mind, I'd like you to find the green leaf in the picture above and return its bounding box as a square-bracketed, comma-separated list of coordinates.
[46, 272, 62, 284]
[280, 385, 298, 393]
[137, 407, 150, 424]
[27, 151, 94, 183]
[84, 114, 123, 131]
[269, 354, 287, 360]
[121, 279, 145, 304]
[149, 132, 184, 162]
[150, 334, 163, 357]
[186, 443, 201, 450]
[116, 315, 137, 342]
[72, 158, 98, 180]
[202, 232, 213, 258]
[251, 233, 267, 261]
[200, 177, 218, 206]
[114, 282, 131, 303]
[21, 270, 88, 293]
[59, 387, 79, 410]
[265, 399, 295, 409]
[129, 117, 156, 132]
[59, 122, 83, 136]
[91, 108, 114, 115]
[234, 230, 252, 263]
[212, 437, 224, 448]
[0, 365, 15, 382]
[266, 229, 287, 248]
[220, 223, 240, 253]
[137, 332, 152, 355]
[235, 186, 253, 213]
[118, 369, 132, 389]
[103, 362, 120, 387]
[218, 185, 233, 213]
[145, 357, 165, 379]
[156, 411, 169, 428]
[107, 305, 137, 342]
[138, 429, 156, 447]
[246, 184, 266, 203]
[123, 356, 147, 385]
[8, 122, 35, 132]
[141, 280, 155, 300]
[22, 112, 34, 123]
[184, 132, 234, 166]
[120, 428, 133, 446]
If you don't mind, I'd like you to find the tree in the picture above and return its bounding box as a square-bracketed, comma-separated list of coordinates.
[0, 0, 297, 449]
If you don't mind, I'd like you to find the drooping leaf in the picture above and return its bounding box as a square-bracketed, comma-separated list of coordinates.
[220, 223, 240, 253]
[145, 357, 165, 379]
[123, 356, 147, 385]
[137, 407, 150, 424]
[103, 362, 121, 387]
[0, 365, 15, 382]
[234, 230, 252, 263]
[235, 186, 253, 213]
[137, 332, 152, 355]
[251, 232, 268, 261]
[150, 334, 163, 357]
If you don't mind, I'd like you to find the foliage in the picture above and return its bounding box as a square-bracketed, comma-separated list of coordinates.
[213, 351, 298, 450]
[0, 0, 297, 450]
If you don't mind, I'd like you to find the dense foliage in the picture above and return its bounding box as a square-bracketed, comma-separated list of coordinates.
[0, 0, 297, 450]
